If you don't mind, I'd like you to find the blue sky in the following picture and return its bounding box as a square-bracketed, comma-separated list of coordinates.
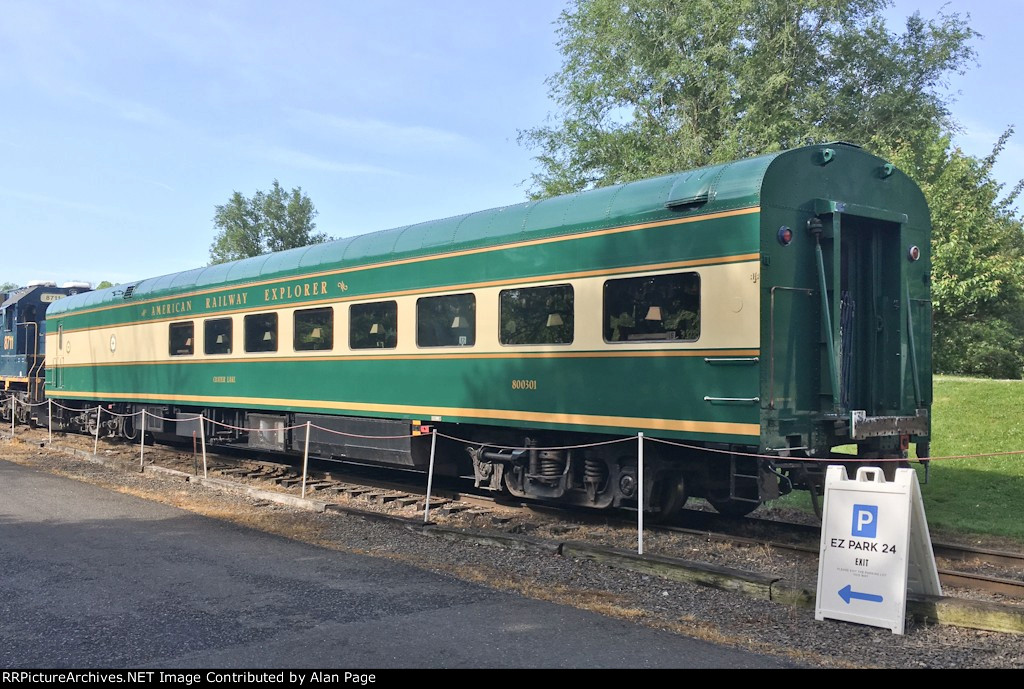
[1, 0, 1019, 288]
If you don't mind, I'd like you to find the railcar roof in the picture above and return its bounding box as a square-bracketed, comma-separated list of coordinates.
[49, 147, 802, 316]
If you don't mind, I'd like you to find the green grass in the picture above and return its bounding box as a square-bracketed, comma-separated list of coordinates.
[773, 375, 1024, 545]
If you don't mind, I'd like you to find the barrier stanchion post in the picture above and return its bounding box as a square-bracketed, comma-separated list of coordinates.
[139, 410, 146, 469]
[423, 428, 438, 524]
[301, 421, 311, 499]
[638, 431, 644, 556]
[10, 398, 15, 438]
[94, 406, 102, 456]
[200, 415, 208, 479]
[47, 399, 52, 445]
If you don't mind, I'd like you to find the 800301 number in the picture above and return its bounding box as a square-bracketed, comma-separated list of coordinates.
[511, 379, 537, 390]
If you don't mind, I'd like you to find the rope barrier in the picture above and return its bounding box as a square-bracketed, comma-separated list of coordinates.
[435, 432, 634, 452]
[646, 435, 1024, 463]
[8, 398, 48, 408]
[8, 398, 1024, 463]
[49, 400, 92, 412]
[308, 424, 418, 440]
[205, 417, 307, 433]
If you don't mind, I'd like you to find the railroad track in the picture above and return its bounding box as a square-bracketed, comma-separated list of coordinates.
[12, 427, 1024, 601]
[657, 520, 1024, 599]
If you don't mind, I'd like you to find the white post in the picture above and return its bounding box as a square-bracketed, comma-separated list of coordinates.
[423, 429, 438, 524]
[300, 421, 311, 499]
[200, 415, 208, 479]
[139, 409, 146, 469]
[10, 398, 15, 437]
[47, 399, 52, 445]
[94, 406, 102, 455]
[638, 431, 644, 556]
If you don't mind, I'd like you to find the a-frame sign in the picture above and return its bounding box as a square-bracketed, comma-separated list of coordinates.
[815, 466, 941, 635]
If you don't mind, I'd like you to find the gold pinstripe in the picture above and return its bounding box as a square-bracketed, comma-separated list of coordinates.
[53, 348, 760, 369]
[51, 389, 761, 437]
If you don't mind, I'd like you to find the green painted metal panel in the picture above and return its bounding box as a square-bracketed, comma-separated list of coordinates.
[758, 143, 932, 451]
[51, 353, 759, 443]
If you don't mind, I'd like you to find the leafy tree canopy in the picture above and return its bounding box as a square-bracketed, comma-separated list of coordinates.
[521, 0, 977, 196]
[887, 128, 1024, 378]
[209, 180, 328, 265]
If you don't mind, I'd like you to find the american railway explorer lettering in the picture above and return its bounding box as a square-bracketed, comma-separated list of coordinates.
[206, 292, 248, 309]
[150, 300, 193, 317]
[264, 280, 329, 302]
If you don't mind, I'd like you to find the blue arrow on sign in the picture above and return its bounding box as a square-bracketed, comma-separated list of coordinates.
[839, 584, 883, 604]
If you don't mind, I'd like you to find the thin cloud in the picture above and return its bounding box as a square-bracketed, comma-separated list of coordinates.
[259, 145, 400, 175]
[288, 109, 478, 152]
[69, 86, 178, 128]
[0, 187, 131, 218]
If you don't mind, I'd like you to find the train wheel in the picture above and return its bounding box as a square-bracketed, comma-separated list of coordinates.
[648, 473, 688, 523]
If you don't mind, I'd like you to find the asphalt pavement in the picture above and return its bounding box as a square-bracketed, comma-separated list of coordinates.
[0, 459, 794, 669]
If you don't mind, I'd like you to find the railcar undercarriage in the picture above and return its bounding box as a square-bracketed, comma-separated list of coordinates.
[24, 399, 927, 522]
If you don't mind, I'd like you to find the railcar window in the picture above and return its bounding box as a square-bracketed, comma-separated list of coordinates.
[499, 285, 574, 345]
[603, 272, 700, 342]
[294, 307, 333, 351]
[350, 301, 397, 349]
[204, 318, 233, 355]
[417, 293, 475, 347]
[169, 321, 194, 356]
[245, 313, 278, 353]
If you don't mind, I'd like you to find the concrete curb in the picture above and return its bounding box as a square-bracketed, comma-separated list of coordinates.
[196, 476, 328, 513]
[143, 465, 193, 480]
[56, 445, 130, 471]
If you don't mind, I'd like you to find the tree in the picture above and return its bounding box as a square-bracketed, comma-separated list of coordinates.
[96, 281, 114, 289]
[1, 282, 17, 292]
[209, 180, 328, 264]
[520, 0, 976, 196]
[886, 129, 1024, 378]
[524, 1, 1024, 377]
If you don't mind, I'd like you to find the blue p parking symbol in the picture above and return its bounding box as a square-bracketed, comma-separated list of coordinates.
[852, 504, 878, 538]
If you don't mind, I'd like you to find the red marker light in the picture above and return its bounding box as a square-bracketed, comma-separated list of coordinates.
[777, 226, 793, 246]
[907, 245, 920, 261]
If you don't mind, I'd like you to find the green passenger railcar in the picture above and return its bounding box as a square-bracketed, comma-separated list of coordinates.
[44, 143, 931, 516]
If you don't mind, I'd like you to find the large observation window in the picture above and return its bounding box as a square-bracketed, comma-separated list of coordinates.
[603, 272, 700, 342]
[245, 313, 278, 353]
[350, 301, 398, 349]
[294, 307, 333, 351]
[417, 293, 475, 347]
[169, 321, 194, 356]
[204, 318, 233, 355]
[499, 285, 574, 345]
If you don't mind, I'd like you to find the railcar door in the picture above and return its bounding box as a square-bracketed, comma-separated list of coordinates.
[838, 214, 902, 415]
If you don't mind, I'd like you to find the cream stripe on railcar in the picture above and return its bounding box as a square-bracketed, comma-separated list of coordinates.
[49, 261, 760, 370]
